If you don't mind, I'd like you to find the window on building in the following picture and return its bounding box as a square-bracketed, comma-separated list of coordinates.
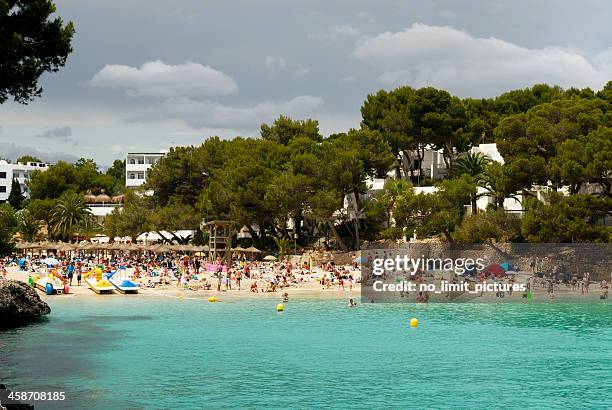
[129, 173, 136, 179]
[137, 172, 144, 179]
[129, 158, 135, 164]
[0, 186, 6, 193]
[0, 172, 6, 178]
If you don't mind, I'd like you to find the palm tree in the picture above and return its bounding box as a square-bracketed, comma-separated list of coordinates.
[451, 152, 490, 177]
[273, 236, 289, 257]
[451, 152, 490, 214]
[75, 215, 104, 241]
[49, 193, 92, 241]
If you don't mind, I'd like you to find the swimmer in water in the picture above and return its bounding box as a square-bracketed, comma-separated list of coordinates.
[348, 298, 357, 307]
[282, 292, 289, 302]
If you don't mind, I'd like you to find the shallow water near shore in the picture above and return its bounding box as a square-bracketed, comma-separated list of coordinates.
[1, 297, 611, 409]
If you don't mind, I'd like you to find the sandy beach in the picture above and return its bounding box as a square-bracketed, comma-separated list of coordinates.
[6, 264, 607, 303]
[4, 265, 363, 302]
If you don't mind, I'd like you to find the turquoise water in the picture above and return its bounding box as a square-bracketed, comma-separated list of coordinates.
[1, 296, 611, 409]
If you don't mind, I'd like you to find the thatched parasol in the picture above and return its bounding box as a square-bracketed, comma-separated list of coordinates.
[171, 244, 189, 253]
[245, 246, 262, 253]
[15, 242, 30, 250]
[151, 243, 172, 254]
[78, 242, 95, 251]
[106, 242, 125, 251]
[57, 243, 76, 252]
[39, 241, 56, 250]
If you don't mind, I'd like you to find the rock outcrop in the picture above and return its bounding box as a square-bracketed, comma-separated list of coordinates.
[0, 280, 50, 328]
[0, 384, 35, 409]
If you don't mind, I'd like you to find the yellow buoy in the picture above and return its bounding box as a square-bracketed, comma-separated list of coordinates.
[409, 318, 419, 328]
[276, 303, 284, 312]
[208, 296, 217, 303]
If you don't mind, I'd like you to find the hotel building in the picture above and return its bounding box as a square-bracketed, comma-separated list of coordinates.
[0, 159, 50, 203]
[125, 152, 165, 187]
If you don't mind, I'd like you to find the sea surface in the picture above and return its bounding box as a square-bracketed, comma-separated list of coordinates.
[1, 296, 611, 409]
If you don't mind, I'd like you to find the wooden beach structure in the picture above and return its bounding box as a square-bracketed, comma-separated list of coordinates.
[205, 220, 235, 266]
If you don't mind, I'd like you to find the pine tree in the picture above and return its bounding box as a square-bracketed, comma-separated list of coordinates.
[8, 178, 25, 210]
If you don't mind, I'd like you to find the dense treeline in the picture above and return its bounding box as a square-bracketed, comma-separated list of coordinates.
[0, 159, 125, 254]
[2, 82, 611, 255]
[109, 83, 612, 249]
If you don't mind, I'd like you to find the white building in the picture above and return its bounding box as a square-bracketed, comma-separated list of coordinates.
[0, 160, 50, 203]
[352, 143, 547, 217]
[125, 152, 165, 187]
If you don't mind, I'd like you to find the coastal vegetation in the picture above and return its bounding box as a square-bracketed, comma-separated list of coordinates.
[1, 82, 611, 254]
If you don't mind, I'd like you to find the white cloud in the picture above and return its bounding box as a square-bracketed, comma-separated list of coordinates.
[351, 23, 612, 97]
[128, 96, 324, 130]
[295, 65, 310, 77]
[265, 55, 309, 77]
[332, 24, 361, 38]
[91, 60, 238, 98]
[265, 55, 288, 72]
[340, 75, 356, 83]
[310, 24, 364, 45]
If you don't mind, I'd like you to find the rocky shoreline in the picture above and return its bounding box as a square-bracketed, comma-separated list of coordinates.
[0, 280, 51, 329]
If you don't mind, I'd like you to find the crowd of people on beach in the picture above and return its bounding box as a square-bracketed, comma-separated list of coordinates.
[1, 250, 362, 299]
[1, 249, 609, 302]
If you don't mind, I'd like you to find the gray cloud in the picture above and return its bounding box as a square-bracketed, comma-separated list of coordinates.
[2, 0, 612, 166]
[0, 142, 79, 164]
[128, 95, 324, 130]
[35, 126, 75, 144]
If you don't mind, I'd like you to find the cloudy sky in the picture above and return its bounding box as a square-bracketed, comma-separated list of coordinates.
[1, 0, 611, 165]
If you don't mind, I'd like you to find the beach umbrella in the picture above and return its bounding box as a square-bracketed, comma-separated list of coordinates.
[79, 242, 95, 251]
[231, 246, 246, 252]
[500, 261, 518, 271]
[124, 243, 140, 252]
[47, 242, 63, 250]
[485, 263, 505, 277]
[172, 244, 191, 253]
[151, 244, 172, 254]
[244, 246, 261, 253]
[107, 242, 124, 251]
[42, 257, 60, 266]
[15, 242, 30, 250]
[57, 243, 76, 252]
[263, 255, 277, 261]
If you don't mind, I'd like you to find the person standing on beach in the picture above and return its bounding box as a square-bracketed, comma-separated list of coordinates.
[216, 267, 222, 291]
[582, 272, 590, 294]
[67, 262, 74, 286]
[76, 263, 82, 286]
[235, 269, 242, 290]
